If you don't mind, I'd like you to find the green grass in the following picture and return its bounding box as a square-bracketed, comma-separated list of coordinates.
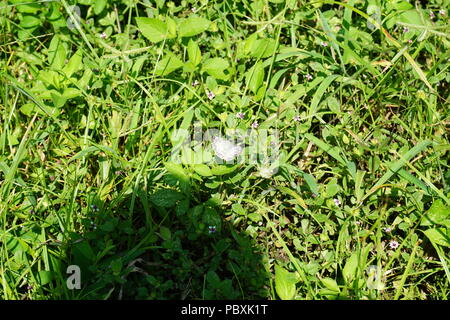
[0, 0, 449, 300]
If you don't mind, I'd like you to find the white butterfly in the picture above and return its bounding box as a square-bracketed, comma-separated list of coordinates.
[211, 136, 242, 162]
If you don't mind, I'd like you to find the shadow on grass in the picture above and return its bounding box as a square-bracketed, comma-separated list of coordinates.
[59, 179, 270, 300]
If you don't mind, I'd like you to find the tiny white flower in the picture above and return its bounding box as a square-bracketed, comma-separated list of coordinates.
[211, 136, 242, 161]
[389, 240, 399, 249]
[236, 112, 245, 119]
[306, 74, 313, 81]
[100, 32, 107, 39]
[333, 198, 341, 206]
[207, 91, 215, 100]
[251, 121, 259, 129]
[293, 115, 301, 122]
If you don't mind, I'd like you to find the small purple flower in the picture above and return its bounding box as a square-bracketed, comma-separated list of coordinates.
[408, 39, 413, 44]
[305, 74, 313, 81]
[333, 198, 341, 206]
[207, 91, 215, 100]
[100, 32, 107, 39]
[208, 225, 216, 234]
[251, 121, 259, 129]
[429, 11, 435, 19]
[383, 227, 392, 233]
[389, 240, 399, 250]
[192, 80, 199, 87]
[191, 7, 197, 13]
[320, 41, 328, 47]
[403, 27, 409, 33]
[293, 115, 301, 122]
[90, 204, 99, 212]
[236, 112, 245, 119]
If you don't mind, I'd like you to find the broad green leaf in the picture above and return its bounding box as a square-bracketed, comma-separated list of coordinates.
[325, 178, 340, 198]
[11, 0, 40, 13]
[150, 189, 185, 208]
[321, 277, 340, 292]
[391, 1, 413, 10]
[188, 39, 202, 66]
[20, 15, 41, 28]
[165, 162, 189, 182]
[50, 92, 67, 108]
[193, 164, 213, 177]
[423, 228, 450, 247]
[48, 35, 66, 70]
[178, 17, 211, 37]
[72, 236, 95, 267]
[202, 57, 230, 80]
[159, 226, 172, 241]
[111, 259, 122, 274]
[155, 53, 184, 76]
[275, 265, 297, 300]
[309, 75, 339, 116]
[211, 164, 238, 175]
[343, 251, 359, 283]
[62, 49, 83, 78]
[166, 17, 177, 36]
[246, 61, 265, 94]
[93, 0, 107, 15]
[62, 88, 81, 99]
[231, 203, 246, 215]
[387, 9, 431, 29]
[36, 270, 54, 286]
[249, 38, 277, 58]
[327, 96, 340, 113]
[136, 17, 174, 43]
[421, 200, 450, 227]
